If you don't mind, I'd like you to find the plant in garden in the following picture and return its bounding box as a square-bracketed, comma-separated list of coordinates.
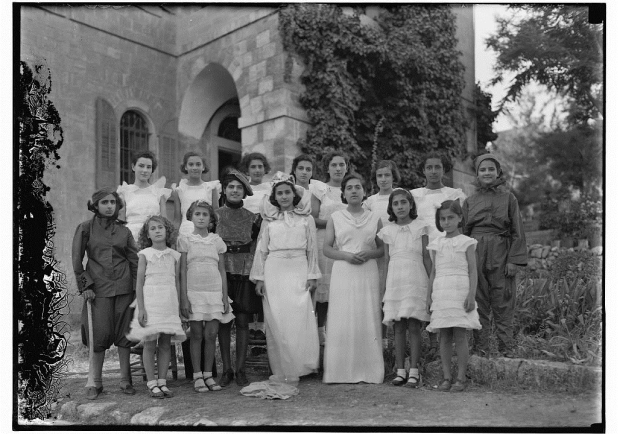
[279, 4, 467, 188]
[540, 195, 602, 239]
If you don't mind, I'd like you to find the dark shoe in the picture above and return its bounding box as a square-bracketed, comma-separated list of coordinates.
[86, 386, 103, 400]
[159, 384, 173, 398]
[450, 379, 466, 392]
[437, 379, 451, 392]
[219, 369, 234, 388]
[235, 369, 249, 387]
[120, 383, 136, 395]
[391, 374, 407, 386]
[404, 374, 422, 389]
[253, 330, 266, 342]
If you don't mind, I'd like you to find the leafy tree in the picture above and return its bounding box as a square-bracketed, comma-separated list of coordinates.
[486, 5, 603, 124]
[474, 83, 498, 155]
[279, 4, 467, 188]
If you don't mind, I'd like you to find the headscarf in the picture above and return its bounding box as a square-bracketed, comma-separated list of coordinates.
[261, 171, 311, 223]
[472, 154, 506, 192]
[87, 187, 124, 228]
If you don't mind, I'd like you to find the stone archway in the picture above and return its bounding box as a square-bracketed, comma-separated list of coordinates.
[178, 62, 241, 179]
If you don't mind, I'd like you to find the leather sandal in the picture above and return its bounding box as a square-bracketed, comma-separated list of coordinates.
[438, 379, 451, 392]
[405, 374, 422, 389]
[204, 376, 222, 391]
[148, 384, 164, 399]
[86, 386, 103, 400]
[194, 378, 209, 393]
[391, 374, 407, 386]
[159, 384, 173, 398]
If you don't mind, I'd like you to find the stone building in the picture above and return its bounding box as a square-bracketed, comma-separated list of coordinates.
[19, 5, 477, 306]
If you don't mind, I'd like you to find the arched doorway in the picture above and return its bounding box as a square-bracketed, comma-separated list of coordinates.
[178, 63, 241, 180]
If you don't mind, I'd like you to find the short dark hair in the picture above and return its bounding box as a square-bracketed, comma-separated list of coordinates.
[386, 189, 417, 222]
[269, 181, 303, 208]
[418, 152, 453, 177]
[239, 152, 271, 175]
[132, 150, 158, 172]
[186, 200, 217, 232]
[340, 172, 367, 204]
[435, 200, 463, 232]
[372, 160, 401, 185]
[290, 154, 315, 179]
[180, 151, 209, 175]
[323, 150, 350, 182]
[137, 215, 177, 249]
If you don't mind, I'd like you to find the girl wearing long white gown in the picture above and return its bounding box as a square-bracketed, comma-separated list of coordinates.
[251, 174, 320, 384]
[322, 173, 384, 384]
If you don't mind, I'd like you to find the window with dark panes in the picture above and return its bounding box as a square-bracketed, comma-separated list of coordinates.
[120, 110, 149, 184]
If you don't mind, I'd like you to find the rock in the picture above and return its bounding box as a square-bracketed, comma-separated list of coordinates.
[530, 248, 543, 259]
[529, 243, 543, 251]
[541, 246, 551, 258]
[159, 413, 209, 426]
[195, 418, 218, 426]
[110, 409, 131, 425]
[76, 402, 117, 419]
[591, 246, 603, 256]
[527, 260, 538, 271]
[551, 246, 559, 252]
[130, 406, 167, 425]
[541, 259, 547, 268]
[58, 401, 78, 419]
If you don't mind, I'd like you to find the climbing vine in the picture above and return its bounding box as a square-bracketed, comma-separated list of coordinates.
[279, 4, 467, 188]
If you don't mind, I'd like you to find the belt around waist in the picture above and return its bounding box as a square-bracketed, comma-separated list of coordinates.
[268, 249, 306, 259]
[225, 243, 252, 254]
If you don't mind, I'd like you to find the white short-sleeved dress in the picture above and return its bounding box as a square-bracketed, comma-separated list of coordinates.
[378, 220, 431, 325]
[426, 234, 481, 332]
[242, 182, 271, 214]
[312, 180, 346, 303]
[323, 209, 384, 384]
[250, 212, 321, 384]
[117, 178, 172, 242]
[177, 232, 234, 323]
[175, 179, 221, 236]
[411, 187, 466, 242]
[126, 247, 186, 343]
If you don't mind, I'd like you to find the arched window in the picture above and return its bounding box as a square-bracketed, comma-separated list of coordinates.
[217, 115, 241, 142]
[120, 110, 149, 184]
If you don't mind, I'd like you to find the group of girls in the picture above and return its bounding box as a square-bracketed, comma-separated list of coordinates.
[73, 147, 526, 400]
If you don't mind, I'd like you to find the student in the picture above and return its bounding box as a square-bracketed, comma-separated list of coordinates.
[462, 154, 527, 358]
[426, 200, 481, 392]
[322, 173, 384, 384]
[72, 187, 139, 399]
[178, 200, 233, 392]
[126, 216, 186, 398]
[251, 173, 320, 384]
[117, 150, 171, 242]
[379, 189, 431, 387]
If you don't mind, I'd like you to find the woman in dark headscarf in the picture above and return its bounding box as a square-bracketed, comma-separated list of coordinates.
[72, 187, 139, 399]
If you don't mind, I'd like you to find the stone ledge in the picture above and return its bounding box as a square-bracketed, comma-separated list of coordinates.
[424, 355, 601, 393]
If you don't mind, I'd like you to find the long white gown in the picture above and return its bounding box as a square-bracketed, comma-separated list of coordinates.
[323, 209, 384, 384]
[250, 210, 321, 384]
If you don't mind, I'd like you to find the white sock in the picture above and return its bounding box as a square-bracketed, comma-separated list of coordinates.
[409, 368, 419, 378]
[147, 379, 157, 389]
[203, 371, 212, 379]
[256, 322, 265, 332]
[157, 378, 167, 387]
[193, 372, 203, 380]
[397, 369, 407, 378]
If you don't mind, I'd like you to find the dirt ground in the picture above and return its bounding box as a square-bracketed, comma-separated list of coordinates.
[46, 363, 602, 428]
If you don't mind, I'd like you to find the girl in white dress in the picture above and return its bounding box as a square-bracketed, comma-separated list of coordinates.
[178, 200, 233, 393]
[126, 216, 186, 399]
[411, 153, 466, 242]
[311, 151, 349, 346]
[323, 173, 385, 384]
[426, 200, 481, 393]
[171, 151, 220, 236]
[251, 173, 321, 384]
[118, 150, 171, 242]
[378, 189, 432, 388]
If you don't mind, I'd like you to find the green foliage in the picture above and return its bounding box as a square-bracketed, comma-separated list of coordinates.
[513, 252, 602, 365]
[486, 5, 603, 125]
[279, 4, 467, 188]
[540, 195, 602, 238]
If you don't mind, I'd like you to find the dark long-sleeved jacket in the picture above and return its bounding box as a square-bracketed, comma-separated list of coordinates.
[72, 216, 139, 297]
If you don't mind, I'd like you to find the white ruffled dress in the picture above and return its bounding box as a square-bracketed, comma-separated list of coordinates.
[176, 232, 234, 323]
[378, 220, 431, 325]
[311, 180, 346, 303]
[426, 234, 481, 332]
[175, 179, 221, 236]
[117, 178, 172, 242]
[411, 187, 466, 242]
[126, 247, 186, 343]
